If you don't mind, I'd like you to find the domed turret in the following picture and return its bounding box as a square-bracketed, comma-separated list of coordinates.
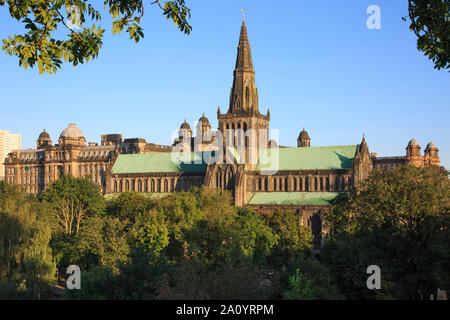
[407, 139, 419, 147]
[178, 119, 192, 140]
[406, 138, 421, 157]
[297, 128, 310, 147]
[425, 141, 439, 159]
[196, 113, 212, 139]
[198, 113, 210, 125]
[180, 119, 191, 130]
[426, 142, 437, 150]
[37, 129, 52, 148]
[58, 123, 86, 146]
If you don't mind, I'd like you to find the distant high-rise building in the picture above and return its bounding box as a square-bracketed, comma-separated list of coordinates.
[0, 130, 21, 180]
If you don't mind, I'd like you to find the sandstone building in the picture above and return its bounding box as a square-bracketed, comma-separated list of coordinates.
[3, 21, 442, 247]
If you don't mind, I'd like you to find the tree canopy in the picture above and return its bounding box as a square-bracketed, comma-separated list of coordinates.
[2, 166, 447, 300]
[322, 165, 450, 299]
[1, 0, 191, 74]
[406, 0, 450, 70]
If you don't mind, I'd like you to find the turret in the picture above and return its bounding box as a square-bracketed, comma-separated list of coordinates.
[297, 128, 310, 147]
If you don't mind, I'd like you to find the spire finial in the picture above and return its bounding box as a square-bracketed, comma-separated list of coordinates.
[241, 9, 245, 22]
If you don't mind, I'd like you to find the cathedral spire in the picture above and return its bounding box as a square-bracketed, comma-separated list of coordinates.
[235, 20, 253, 71]
[228, 19, 259, 115]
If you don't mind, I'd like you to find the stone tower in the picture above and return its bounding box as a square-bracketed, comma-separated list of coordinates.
[352, 134, 373, 185]
[217, 20, 270, 167]
[37, 129, 52, 148]
[297, 128, 311, 147]
[405, 139, 423, 167]
[424, 142, 440, 166]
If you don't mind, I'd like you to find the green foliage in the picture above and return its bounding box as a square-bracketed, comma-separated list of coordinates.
[155, 258, 281, 300]
[0, 180, 319, 299]
[106, 191, 156, 223]
[0, 182, 56, 299]
[40, 175, 105, 235]
[406, 0, 450, 70]
[267, 208, 313, 253]
[283, 269, 315, 300]
[131, 209, 169, 259]
[1, 0, 191, 74]
[323, 166, 450, 299]
[75, 215, 130, 271]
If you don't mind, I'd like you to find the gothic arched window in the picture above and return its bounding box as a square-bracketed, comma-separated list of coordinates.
[245, 86, 249, 104]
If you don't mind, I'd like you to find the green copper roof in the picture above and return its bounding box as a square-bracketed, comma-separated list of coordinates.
[256, 145, 359, 172]
[112, 152, 212, 174]
[247, 192, 343, 205]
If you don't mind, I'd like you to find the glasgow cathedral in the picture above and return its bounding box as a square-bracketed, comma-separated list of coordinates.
[3, 21, 441, 245]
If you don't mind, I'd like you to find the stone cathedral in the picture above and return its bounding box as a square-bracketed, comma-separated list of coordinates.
[3, 21, 442, 246]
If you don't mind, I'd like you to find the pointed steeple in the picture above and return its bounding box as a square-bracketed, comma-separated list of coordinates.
[228, 19, 259, 115]
[235, 20, 254, 71]
[359, 133, 369, 154]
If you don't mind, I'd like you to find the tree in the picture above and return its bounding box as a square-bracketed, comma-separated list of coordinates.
[40, 175, 105, 236]
[282, 268, 315, 300]
[405, 0, 450, 70]
[323, 166, 450, 299]
[75, 215, 130, 271]
[267, 208, 313, 254]
[106, 191, 156, 224]
[1, 0, 191, 74]
[0, 182, 56, 299]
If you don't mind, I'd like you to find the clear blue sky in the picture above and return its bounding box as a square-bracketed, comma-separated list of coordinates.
[1, 0, 449, 168]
